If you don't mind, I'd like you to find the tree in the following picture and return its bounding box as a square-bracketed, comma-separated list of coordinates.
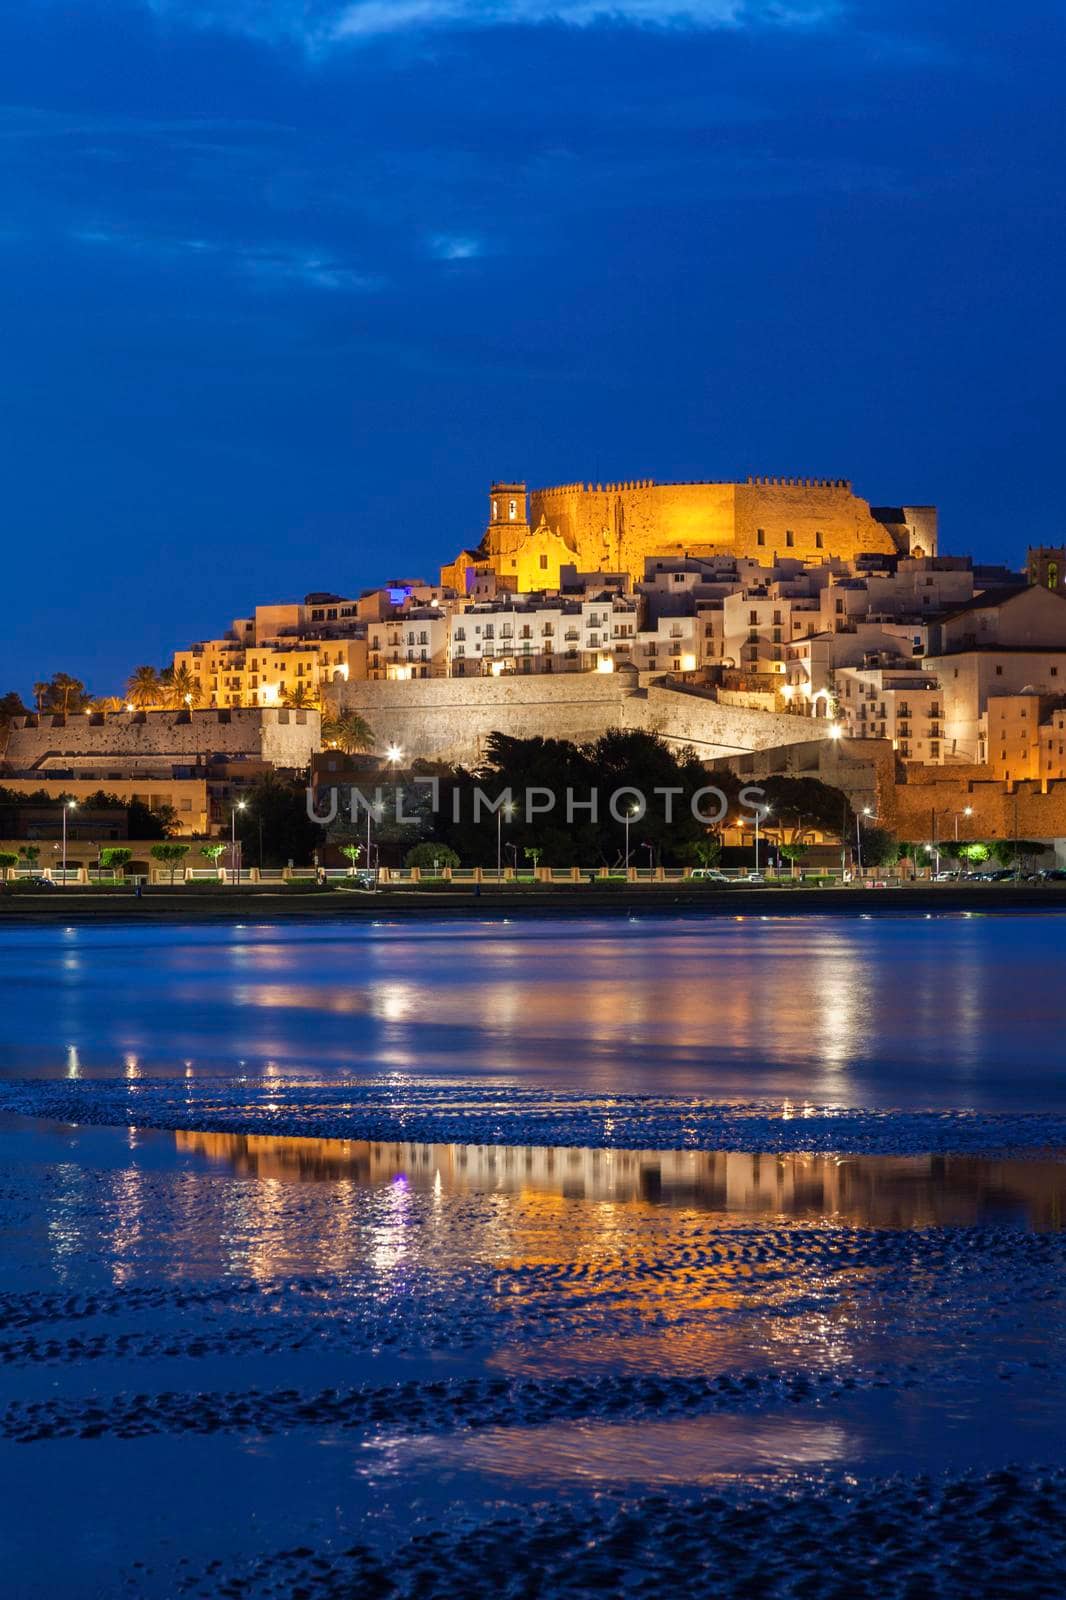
[127, 666, 164, 710]
[340, 843, 364, 872]
[89, 696, 124, 714]
[201, 843, 225, 872]
[859, 827, 900, 868]
[960, 842, 990, 865]
[236, 776, 320, 867]
[99, 847, 133, 879]
[524, 846, 542, 871]
[282, 683, 318, 710]
[0, 691, 27, 723]
[18, 844, 40, 868]
[759, 774, 855, 846]
[991, 839, 1046, 871]
[404, 842, 459, 870]
[778, 842, 811, 878]
[321, 710, 375, 755]
[0, 851, 19, 880]
[150, 841, 189, 884]
[690, 837, 722, 868]
[169, 665, 198, 708]
[38, 673, 90, 715]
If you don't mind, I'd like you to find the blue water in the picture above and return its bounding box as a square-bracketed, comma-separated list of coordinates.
[0, 913, 1063, 1108]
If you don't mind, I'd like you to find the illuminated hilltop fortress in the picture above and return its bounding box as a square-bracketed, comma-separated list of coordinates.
[442, 478, 937, 593]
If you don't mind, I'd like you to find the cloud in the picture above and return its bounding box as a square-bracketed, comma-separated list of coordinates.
[72, 224, 380, 293]
[428, 233, 482, 260]
[142, 0, 836, 49]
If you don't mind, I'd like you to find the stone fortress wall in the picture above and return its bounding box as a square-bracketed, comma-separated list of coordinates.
[0, 708, 321, 772]
[331, 674, 825, 769]
[444, 476, 936, 593]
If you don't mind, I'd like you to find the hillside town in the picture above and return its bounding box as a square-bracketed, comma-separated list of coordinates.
[3, 476, 1066, 873]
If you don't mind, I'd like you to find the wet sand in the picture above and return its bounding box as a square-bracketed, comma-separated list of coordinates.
[1, 918, 1065, 1596]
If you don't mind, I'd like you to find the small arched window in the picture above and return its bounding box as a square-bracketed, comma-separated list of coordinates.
[509, 499, 517, 520]
[1049, 562, 1059, 590]
[492, 498, 498, 520]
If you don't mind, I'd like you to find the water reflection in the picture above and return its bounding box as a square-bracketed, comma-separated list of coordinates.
[175, 1132, 1066, 1230]
[4, 915, 1066, 1107]
[371, 1415, 851, 1487]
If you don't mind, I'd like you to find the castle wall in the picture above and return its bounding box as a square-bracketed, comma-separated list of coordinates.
[1, 708, 320, 772]
[520, 478, 899, 586]
[332, 675, 825, 768]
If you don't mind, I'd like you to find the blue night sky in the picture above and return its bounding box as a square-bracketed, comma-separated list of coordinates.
[1, 1, 1063, 695]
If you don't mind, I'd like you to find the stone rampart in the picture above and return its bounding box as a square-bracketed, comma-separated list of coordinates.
[332, 676, 827, 767]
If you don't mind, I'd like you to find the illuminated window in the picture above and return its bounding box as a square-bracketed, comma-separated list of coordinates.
[1049, 562, 1059, 589]
[509, 499, 517, 519]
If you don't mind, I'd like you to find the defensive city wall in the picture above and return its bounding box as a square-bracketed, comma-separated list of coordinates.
[0, 708, 320, 772]
[331, 674, 825, 768]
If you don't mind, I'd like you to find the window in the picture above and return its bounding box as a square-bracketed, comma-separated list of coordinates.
[815, 531, 823, 549]
[492, 498, 498, 520]
[509, 499, 517, 520]
[996, 665, 1003, 676]
[539, 554, 548, 570]
[756, 529, 765, 547]
[749, 610, 759, 625]
[1049, 563, 1059, 589]
[785, 530, 794, 548]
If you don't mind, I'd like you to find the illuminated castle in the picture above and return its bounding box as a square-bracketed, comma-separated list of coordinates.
[441, 477, 937, 593]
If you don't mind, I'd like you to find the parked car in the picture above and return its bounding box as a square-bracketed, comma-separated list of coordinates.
[690, 869, 730, 883]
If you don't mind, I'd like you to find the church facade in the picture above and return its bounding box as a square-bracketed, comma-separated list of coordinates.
[441, 477, 937, 593]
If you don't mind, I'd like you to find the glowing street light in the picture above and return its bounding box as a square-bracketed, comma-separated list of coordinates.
[954, 804, 974, 841]
[231, 798, 247, 886]
[386, 744, 403, 766]
[754, 804, 771, 875]
[624, 803, 640, 870]
[496, 798, 515, 883]
[827, 723, 843, 741]
[61, 798, 77, 884]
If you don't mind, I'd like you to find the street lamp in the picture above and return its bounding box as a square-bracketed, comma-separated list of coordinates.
[231, 798, 247, 885]
[954, 805, 973, 842]
[624, 803, 640, 870]
[61, 799, 77, 884]
[856, 805, 877, 871]
[754, 804, 771, 874]
[386, 744, 403, 766]
[496, 799, 514, 882]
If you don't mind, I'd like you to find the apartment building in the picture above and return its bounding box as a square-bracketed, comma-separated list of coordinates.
[836, 663, 945, 762]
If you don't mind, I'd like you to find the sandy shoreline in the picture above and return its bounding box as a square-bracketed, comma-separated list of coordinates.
[2, 881, 1066, 921]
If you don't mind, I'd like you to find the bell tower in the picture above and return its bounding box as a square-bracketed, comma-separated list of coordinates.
[488, 482, 528, 532]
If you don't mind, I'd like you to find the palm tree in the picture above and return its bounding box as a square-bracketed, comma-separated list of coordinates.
[282, 683, 318, 710]
[169, 665, 198, 708]
[126, 665, 164, 709]
[321, 710, 375, 755]
[50, 673, 88, 715]
[33, 682, 49, 714]
[89, 696, 124, 714]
